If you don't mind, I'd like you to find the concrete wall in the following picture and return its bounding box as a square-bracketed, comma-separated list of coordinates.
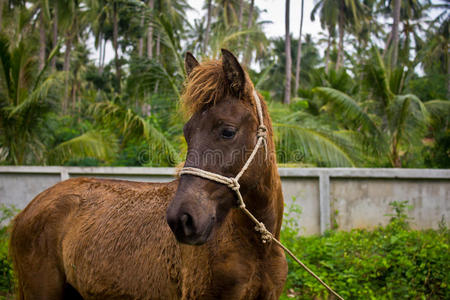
[0, 166, 449, 235]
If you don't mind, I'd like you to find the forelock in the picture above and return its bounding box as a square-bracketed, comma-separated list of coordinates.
[180, 59, 254, 117]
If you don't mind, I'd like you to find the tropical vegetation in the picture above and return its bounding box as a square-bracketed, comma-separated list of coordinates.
[280, 200, 450, 299]
[0, 0, 448, 168]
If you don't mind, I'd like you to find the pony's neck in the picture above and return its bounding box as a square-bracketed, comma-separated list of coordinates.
[240, 158, 284, 241]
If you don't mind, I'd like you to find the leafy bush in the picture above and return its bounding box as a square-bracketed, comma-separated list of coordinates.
[0, 205, 18, 298]
[281, 201, 450, 299]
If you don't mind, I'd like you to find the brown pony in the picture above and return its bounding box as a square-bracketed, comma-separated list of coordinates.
[10, 49, 288, 299]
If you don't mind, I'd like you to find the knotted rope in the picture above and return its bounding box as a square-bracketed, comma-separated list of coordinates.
[179, 90, 344, 300]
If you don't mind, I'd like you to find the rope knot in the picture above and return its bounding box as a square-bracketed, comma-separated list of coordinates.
[228, 178, 240, 191]
[254, 222, 272, 244]
[257, 125, 267, 139]
[257, 125, 268, 160]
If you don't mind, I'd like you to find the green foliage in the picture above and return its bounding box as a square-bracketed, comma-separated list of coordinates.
[281, 201, 450, 299]
[409, 75, 448, 101]
[0, 205, 18, 297]
[0, 0, 448, 168]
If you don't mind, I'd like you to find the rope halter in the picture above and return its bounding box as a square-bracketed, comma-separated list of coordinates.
[179, 90, 271, 242]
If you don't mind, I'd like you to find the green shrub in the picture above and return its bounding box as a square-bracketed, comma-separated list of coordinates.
[0, 205, 18, 297]
[281, 201, 450, 299]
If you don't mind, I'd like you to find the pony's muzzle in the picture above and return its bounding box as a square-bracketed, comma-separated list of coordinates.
[166, 205, 214, 245]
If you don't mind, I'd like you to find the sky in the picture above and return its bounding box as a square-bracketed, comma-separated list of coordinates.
[186, 0, 322, 39]
[94, 0, 322, 64]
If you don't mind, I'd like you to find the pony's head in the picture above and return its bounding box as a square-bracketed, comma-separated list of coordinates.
[166, 49, 274, 245]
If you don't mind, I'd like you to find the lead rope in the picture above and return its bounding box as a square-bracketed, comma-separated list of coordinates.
[179, 91, 344, 300]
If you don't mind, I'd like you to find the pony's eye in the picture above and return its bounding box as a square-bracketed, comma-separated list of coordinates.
[221, 128, 236, 139]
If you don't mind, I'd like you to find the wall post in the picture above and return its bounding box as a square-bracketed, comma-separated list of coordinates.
[319, 173, 331, 234]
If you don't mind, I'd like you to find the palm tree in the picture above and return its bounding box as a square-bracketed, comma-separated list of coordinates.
[0, 34, 112, 165]
[419, 9, 449, 97]
[243, 0, 254, 65]
[84, 0, 108, 73]
[203, 0, 212, 53]
[112, 0, 121, 91]
[90, 101, 181, 166]
[311, 0, 338, 72]
[37, 0, 49, 72]
[270, 100, 363, 167]
[380, 0, 431, 68]
[0, 0, 4, 31]
[237, 0, 244, 32]
[313, 48, 449, 167]
[0, 35, 56, 164]
[391, 0, 401, 67]
[146, 0, 155, 59]
[294, 0, 304, 95]
[284, 0, 291, 104]
[311, 0, 364, 70]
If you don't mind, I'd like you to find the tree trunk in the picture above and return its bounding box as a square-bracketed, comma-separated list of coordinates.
[325, 31, 331, 73]
[98, 32, 103, 74]
[0, 0, 5, 33]
[113, 1, 121, 91]
[71, 74, 77, 112]
[391, 136, 401, 167]
[283, 0, 291, 105]
[243, 0, 255, 65]
[63, 34, 72, 114]
[101, 37, 106, 74]
[237, 0, 243, 31]
[62, 37, 71, 71]
[392, 0, 401, 67]
[138, 9, 145, 57]
[51, 5, 58, 70]
[152, 33, 161, 94]
[156, 32, 160, 58]
[203, 0, 212, 53]
[146, 0, 154, 59]
[39, 10, 46, 72]
[336, 2, 344, 70]
[447, 43, 449, 99]
[382, 31, 392, 59]
[294, 0, 304, 95]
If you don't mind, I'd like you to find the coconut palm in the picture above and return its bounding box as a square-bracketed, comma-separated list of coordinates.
[0, 34, 113, 165]
[90, 101, 181, 166]
[203, 0, 212, 53]
[420, 9, 449, 96]
[284, 0, 291, 104]
[269, 100, 364, 167]
[311, 0, 366, 70]
[313, 47, 449, 167]
[293, 0, 304, 95]
[379, 0, 432, 68]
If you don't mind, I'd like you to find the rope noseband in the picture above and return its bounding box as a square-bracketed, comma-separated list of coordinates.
[179, 90, 344, 300]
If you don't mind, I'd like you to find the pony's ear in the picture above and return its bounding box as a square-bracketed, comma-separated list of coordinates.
[221, 49, 245, 96]
[185, 52, 199, 77]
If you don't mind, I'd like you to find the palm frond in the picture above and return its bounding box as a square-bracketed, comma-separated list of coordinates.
[47, 130, 117, 165]
[156, 14, 185, 79]
[274, 123, 358, 167]
[90, 101, 181, 165]
[8, 72, 64, 117]
[388, 94, 429, 148]
[424, 100, 450, 122]
[313, 87, 381, 137]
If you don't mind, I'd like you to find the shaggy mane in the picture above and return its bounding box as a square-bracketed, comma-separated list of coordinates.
[181, 59, 255, 117]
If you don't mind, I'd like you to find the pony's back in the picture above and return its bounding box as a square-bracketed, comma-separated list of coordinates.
[10, 177, 182, 299]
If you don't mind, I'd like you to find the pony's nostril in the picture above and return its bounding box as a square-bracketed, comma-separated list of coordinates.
[180, 213, 195, 237]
